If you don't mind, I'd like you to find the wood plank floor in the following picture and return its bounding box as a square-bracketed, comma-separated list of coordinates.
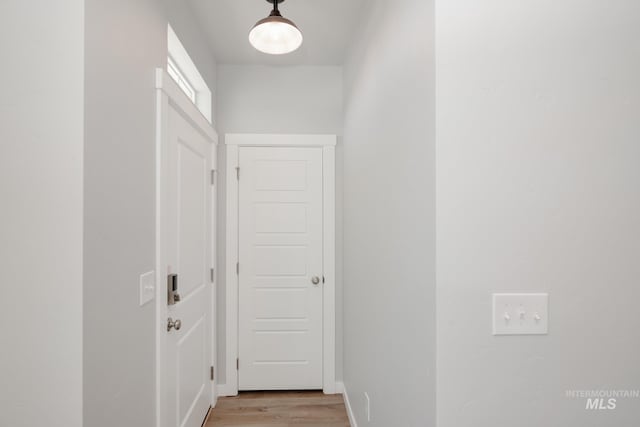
[206, 391, 350, 427]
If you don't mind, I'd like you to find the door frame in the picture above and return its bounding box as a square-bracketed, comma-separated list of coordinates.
[154, 69, 219, 427]
[222, 134, 336, 396]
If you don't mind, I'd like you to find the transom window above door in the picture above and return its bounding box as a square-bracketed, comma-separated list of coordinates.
[167, 24, 213, 123]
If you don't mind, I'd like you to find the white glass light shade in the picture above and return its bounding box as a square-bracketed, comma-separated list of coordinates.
[249, 15, 303, 55]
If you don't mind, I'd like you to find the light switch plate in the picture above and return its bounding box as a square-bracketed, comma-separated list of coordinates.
[492, 293, 548, 335]
[139, 271, 156, 306]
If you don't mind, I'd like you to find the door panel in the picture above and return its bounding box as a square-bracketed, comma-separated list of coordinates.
[165, 104, 211, 427]
[177, 143, 207, 297]
[253, 246, 307, 276]
[254, 203, 307, 233]
[177, 317, 205, 422]
[238, 147, 323, 390]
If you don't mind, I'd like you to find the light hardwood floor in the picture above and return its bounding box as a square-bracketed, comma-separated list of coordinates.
[206, 391, 350, 427]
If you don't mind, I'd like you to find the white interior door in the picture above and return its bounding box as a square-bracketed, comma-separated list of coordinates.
[238, 147, 324, 390]
[164, 104, 212, 426]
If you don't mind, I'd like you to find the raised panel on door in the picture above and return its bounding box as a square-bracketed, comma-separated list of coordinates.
[238, 147, 323, 390]
[165, 104, 211, 427]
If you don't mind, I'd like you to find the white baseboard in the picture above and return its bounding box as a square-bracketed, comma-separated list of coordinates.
[335, 381, 344, 394]
[216, 383, 237, 397]
[342, 383, 358, 427]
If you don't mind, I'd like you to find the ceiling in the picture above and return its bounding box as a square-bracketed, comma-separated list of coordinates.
[187, 0, 368, 66]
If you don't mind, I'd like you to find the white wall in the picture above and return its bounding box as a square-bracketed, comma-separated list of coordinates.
[216, 64, 344, 384]
[0, 2, 84, 427]
[83, 1, 165, 425]
[342, 1, 436, 425]
[436, 1, 640, 426]
[217, 66, 342, 134]
[83, 1, 216, 426]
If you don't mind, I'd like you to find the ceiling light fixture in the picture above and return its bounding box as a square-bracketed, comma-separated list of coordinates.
[249, 0, 303, 55]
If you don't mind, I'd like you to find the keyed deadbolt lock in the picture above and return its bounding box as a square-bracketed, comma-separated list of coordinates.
[167, 274, 181, 305]
[311, 276, 320, 285]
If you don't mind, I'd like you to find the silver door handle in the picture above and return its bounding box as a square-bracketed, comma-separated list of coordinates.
[167, 317, 182, 332]
[311, 276, 320, 285]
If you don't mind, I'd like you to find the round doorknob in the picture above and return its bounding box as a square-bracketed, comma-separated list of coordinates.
[311, 276, 320, 285]
[167, 317, 182, 331]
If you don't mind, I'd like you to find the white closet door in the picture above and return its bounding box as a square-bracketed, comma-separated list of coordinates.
[238, 147, 323, 390]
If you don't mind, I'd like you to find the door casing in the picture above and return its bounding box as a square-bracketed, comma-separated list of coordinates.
[222, 134, 336, 396]
[154, 69, 219, 427]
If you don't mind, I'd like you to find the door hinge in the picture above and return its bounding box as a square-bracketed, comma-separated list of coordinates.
[236, 166, 240, 180]
[210, 366, 215, 381]
[236, 262, 239, 275]
[210, 268, 215, 283]
[211, 169, 216, 185]
[236, 358, 239, 370]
